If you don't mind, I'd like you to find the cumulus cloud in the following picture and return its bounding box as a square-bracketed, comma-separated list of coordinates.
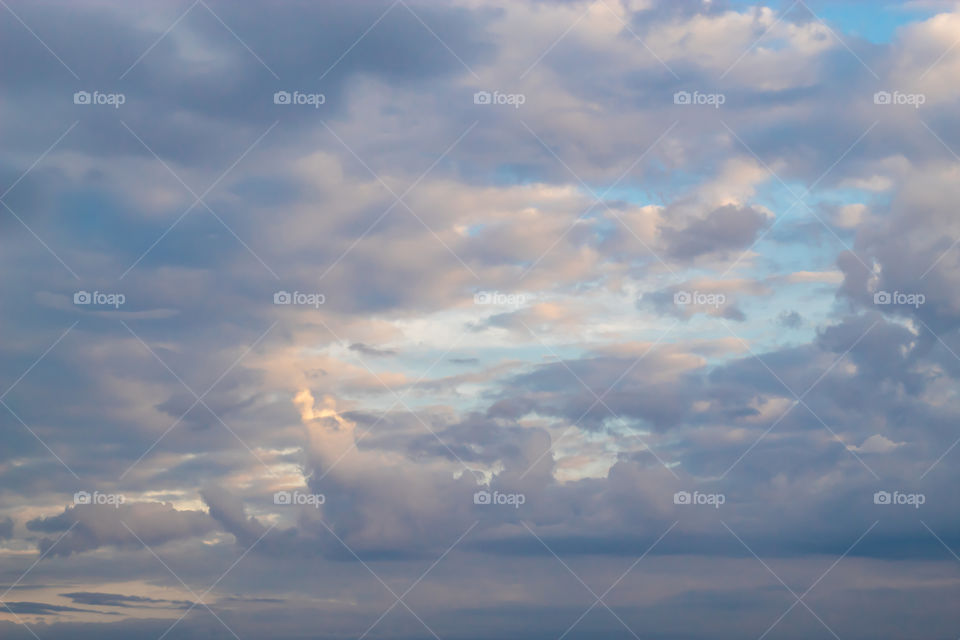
[26, 503, 217, 557]
[661, 204, 771, 260]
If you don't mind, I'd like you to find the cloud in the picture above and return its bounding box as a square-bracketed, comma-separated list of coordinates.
[849, 434, 906, 454]
[60, 592, 192, 609]
[348, 343, 397, 357]
[200, 485, 269, 547]
[661, 204, 771, 261]
[0, 516, 13, 539]
[3, 0, 960, 638]
[26, 502, 217, 556]
[0, 602, 104, 616]
[777, 310, 803, 328]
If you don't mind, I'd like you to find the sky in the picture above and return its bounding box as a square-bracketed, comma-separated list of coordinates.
[2, 0, 960, 638]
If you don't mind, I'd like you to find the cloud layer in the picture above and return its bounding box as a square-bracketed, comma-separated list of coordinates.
[3, 0, 960, 638]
